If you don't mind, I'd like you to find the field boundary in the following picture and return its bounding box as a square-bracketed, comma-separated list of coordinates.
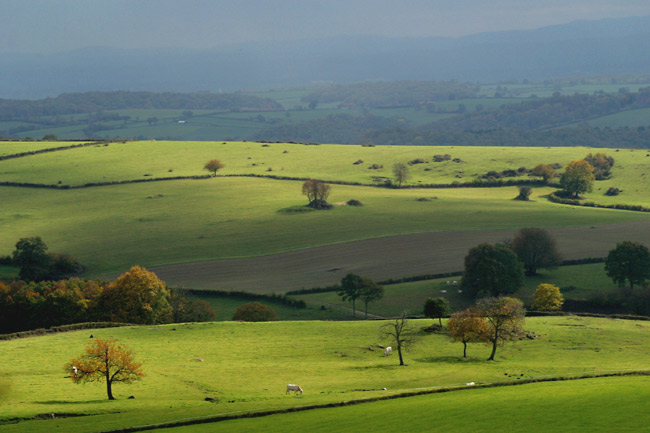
[0, 140, 113, 161]
[97, 370, 650, 433]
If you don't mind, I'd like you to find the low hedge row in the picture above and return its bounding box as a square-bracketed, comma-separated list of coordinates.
[180, 288, 306, 309]
[549, 191, 650, 213]
[0, 321, 132, 341]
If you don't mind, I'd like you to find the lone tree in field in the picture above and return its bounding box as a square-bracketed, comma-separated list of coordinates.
[423, 297, 450, 326]
[232, 302, 278, 321]
[605, 241, 650, 290]
[12, 236, 51, 282]
[448, 307, 489, 358]
[359, 278, 384, 319]
[532, 283, 564, 311]
[380, 312, 416, 366]
[476, 297, 525, 361]
[66, 338, 143, 400]
[510, 227, 562, 276]
[531, 164, 556, 184]
[460, 243, 524, 298]
[392, 163, 410, 188]
[560, 160, 595, 198]
[301, 179, 332, 209]
[204, 159, 224, 176]
[337, 273, 365, 318]
[514, 186, 532, 201]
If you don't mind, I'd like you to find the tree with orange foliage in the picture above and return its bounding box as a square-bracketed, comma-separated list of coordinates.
[476, 297, 525, 361]
[66, 338, 143, 400]
[447, 307, 489, 358]
[204, 159, 224, 176]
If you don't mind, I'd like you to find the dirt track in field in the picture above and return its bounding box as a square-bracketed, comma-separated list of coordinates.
[149, 221, 650, 293]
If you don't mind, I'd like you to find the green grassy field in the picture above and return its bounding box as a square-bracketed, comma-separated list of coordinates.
[1, 316, 649, 432]
[154, 376, 650, 433]
[2, 142, 650, 279]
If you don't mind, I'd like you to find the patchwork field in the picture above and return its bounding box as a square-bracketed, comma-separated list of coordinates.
[1, 141, 650, 288]
[1, 317, 649, 433]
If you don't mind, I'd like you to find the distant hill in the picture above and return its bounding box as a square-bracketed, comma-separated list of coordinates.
[1, 16, 650, 99]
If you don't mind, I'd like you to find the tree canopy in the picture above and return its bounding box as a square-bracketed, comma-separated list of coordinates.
[510, 227, 562, 276]
[232, 302, 278, 322]
[532, 283, 564, 311]
[448, 307, 489, 358]
[392, 163, 410, 188]
[476, 297, 525, 361]
[337, 273, 365, 317]
[301, 179, 332, 209]
[359, 278, 384, 319]
[460, 243, 524, 298]
[605, 241, 650, 290]
[204, 159, 224, 176]
[66, 338, 143, 400]
[560, 160, 595, 197]
[423, 297, 450, 326]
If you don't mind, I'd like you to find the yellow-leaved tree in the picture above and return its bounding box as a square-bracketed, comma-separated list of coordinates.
[532, 283, 564, 311]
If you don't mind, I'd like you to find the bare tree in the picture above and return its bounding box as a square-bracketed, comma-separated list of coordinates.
[380, 312, 416, 365]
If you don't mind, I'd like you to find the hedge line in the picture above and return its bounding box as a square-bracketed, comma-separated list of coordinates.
[0, 140, 118, 161]
[525, 311, 650, 321]
[549, 191, 650, 213]
[0, 321, 133, 341]
[180, 288, 306, 309]
[97, 370, 650, 433]
[0, 175, 212, 190]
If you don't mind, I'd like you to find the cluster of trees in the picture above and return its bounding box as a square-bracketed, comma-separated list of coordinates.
[302, 179, 332, 209]
[0, 266, 216, 333]
[336, 274, 385, 318]
[6, 237, 82, 282]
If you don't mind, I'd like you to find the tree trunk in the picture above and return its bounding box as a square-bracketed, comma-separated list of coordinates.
[352, 299, 356, 318]
[397, 345, 404, 366]
[438, 317, 442, 326]
[487, 339, 497, 361]
[463, 341, 467, 358]
[106, 379, 115, 400]
[365, 302, 368, 319]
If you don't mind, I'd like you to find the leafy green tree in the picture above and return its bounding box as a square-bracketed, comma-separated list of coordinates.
[359, 278, 384, 319]
[476, 297, 525, 361]
[337, 273, 365, 317]
[510, 227, 562, 276]
[605, 241, 650, 290]
[460, 243, 524, 298]
[531, 164, 555, 183]
[532, 283, 564, 311]
[232, 302, 277, 322]
[515, 186, 532, 201]
[560, 160, 595, 197]
[12, 237, 51, 282]
[423, 297, 450, 326]
[392, 163, 410, 188]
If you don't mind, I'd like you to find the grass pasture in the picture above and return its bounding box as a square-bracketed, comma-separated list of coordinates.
[1, 316, 650, 432]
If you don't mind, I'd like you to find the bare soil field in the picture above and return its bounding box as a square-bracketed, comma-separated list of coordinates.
[148, 221, 650, 293]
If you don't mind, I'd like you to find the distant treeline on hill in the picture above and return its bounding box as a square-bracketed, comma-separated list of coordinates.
[300, 81, 480, 108]
[0, 91, 283, 120]
[428, 87, 650, 131]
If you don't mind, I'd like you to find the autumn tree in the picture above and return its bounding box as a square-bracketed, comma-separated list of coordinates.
[476, 297, 525, 361]
[232, 302, 278, 321]
[96, 266, 172, 325]
[510, 227, 562, 276]
[204, 159, 224, 176]
[301, 179, 332, 209]
[584, 153, 614, 180]
[532, 283, 564, 311]
[448, 307, 489, 358]
[560, 160, 595, 197]
[605, 241, 650, 290]
[531, 164, 556, 184]
[66, 338, 143, 400]
[392, 163, 410, 188]
[337, 273, 364, 317]
[460, 243, 524, 298]
[359, 278, 384, 319]
[423, 297, 450, 326]
[380, 312, 416, 366]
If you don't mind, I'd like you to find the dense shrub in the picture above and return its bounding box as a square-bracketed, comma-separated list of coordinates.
[515, 186, 532, 201]
[605, 187, 622, 196]
[232, 302, 278, 322]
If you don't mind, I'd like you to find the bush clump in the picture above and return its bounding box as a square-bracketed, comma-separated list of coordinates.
[232, 302, 278, 322]
[515, 186, 532, 201]
[605, 187, 622, 196]
[346, 199, 363, 206]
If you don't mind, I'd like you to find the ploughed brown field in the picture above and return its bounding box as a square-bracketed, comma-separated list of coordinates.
[144, 221, 650, 293]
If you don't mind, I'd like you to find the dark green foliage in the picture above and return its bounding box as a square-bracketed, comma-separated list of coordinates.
[423, 297, 451, 326]
[170, 290, 217, 323]
[515, 186, 532, 201]
[605, 187, 622, 196]
[461, 243, 524, 298]
[232, 302, 278, 322]
[337, 273, 365, 317]
[510, 228, 562, 276]
[359, 278, 384, 318]
[12, 237, 51, 282]
[584, 153, 615, 180]
[605, 241, 650, 289]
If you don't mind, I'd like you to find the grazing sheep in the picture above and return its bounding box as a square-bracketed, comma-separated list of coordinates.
[286, 384, 303, 395]
[384, 346, 393, 356]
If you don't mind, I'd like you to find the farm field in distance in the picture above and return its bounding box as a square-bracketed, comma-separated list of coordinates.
[1, 141, 650, 286]
[1, 317, 650, 433]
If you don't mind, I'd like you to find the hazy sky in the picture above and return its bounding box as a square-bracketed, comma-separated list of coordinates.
[2, 0, 650, 53]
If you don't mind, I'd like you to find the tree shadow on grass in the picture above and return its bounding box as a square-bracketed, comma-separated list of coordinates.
[34, 399, 108, 405]
[414, 356, 486, 364]
[276, 205, 315, 215]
